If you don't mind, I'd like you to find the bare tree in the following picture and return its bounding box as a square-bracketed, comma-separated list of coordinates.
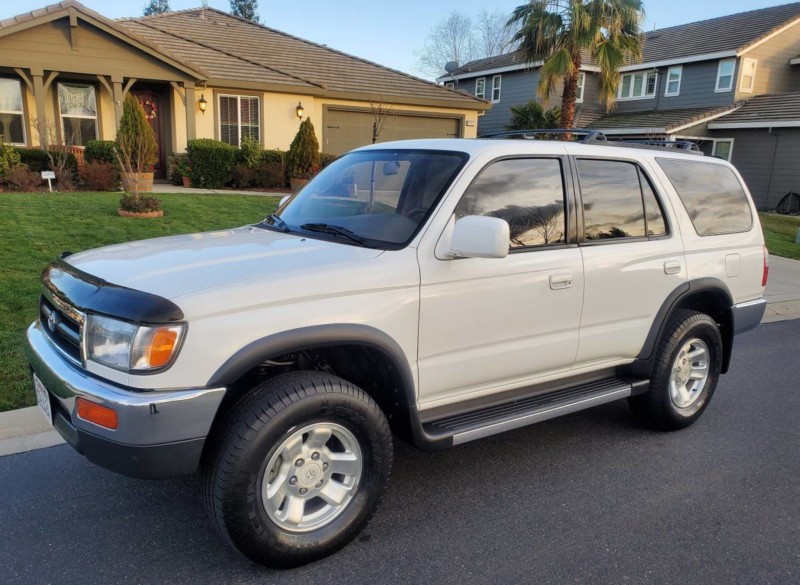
[31, 117, 75, 191]
[414, 11, 479, 79]
[476, 9, 516, 59]
[369, 98, 395, 144]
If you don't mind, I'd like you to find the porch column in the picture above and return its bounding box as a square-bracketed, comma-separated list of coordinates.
[27, 68, 58, 147]
[184, 82, 197, 142]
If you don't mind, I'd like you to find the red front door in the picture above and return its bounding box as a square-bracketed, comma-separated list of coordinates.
[132, 91, 165, 179]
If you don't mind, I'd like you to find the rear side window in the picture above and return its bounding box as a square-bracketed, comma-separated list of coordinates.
[657, 158, 753, 236]
[456, 158, 567, 249]
[578, 159, 646, 240]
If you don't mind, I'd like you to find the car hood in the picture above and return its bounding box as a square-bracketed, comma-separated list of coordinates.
[65, 226, 384, 300]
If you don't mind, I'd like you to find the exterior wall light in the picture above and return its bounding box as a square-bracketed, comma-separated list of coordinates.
[199, 94, 208, 114]
[296, 102, 304, 119]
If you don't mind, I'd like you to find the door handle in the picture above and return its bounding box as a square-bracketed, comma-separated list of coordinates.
[550, 274, 574, 290]
[664, 260, 682, 275]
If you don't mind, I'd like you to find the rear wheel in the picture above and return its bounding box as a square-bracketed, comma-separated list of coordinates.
[202, 371, 393, 568]
[629, 309, 722, 430]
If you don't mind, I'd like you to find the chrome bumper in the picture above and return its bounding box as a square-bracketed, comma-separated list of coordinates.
[25, 321, 226, 478]
[732, 298, 768, 335]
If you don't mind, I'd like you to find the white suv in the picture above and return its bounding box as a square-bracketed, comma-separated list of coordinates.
[25, 135, 768, 567]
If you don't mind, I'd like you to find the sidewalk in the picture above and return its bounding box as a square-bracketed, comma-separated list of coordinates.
[763, 255, 800, 323]
[2, 255, 799, 458]
[149, 183, 285, 197]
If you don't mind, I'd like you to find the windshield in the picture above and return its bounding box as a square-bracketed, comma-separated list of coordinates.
[267, 149, 468, 249]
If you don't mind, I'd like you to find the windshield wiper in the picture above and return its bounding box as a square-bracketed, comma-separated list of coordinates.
[262, 214, 290, 233]
[300, 223, 376, 248]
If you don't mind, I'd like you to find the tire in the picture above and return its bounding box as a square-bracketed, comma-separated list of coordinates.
[628, 309, 723, 431]
[201, 371, 393, 568]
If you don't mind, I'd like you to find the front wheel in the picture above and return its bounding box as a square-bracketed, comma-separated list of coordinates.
[628, 309, 723, 430]
[202, 371, 393, 568]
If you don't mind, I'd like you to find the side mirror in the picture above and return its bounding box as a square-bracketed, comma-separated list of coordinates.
[279, 195, 291, 208]
[448, 215, 509, 259]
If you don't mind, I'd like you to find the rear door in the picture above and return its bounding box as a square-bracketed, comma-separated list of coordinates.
[573, 157, 686, 367]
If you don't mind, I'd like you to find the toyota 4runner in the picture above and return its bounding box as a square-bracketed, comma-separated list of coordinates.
[25, 135, 768, 567]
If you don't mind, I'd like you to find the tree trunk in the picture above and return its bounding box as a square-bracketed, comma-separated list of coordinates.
[560, 54, 583, 130]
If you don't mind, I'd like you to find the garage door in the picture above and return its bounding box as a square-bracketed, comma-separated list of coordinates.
[324, 109, 462, 155]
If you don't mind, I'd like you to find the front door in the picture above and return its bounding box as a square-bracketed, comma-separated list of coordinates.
[132, 90, 165, 179]
[417, 156, 584, 409]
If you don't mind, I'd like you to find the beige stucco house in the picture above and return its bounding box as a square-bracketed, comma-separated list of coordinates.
[0, 1, 488, 177]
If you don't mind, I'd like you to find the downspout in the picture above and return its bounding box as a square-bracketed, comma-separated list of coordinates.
[765, 127, 780, 211]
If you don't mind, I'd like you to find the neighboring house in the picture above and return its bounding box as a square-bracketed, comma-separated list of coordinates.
[0, 1, 488, 178]
[439, 3, 800, 209]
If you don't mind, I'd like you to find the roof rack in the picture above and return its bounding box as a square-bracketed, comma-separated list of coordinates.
[622, 140, 702, 152]
[476, 129, 705, 156]
[479, 129, 608, 142]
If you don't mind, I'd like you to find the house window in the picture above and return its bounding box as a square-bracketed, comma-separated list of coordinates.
[665, 66, 682, 97]
[740, 58, 757, 93]
[492, 75, 502, 103]
[576, 72, 586, 103]
[716, 59, 736, 92]
[713, 140, 734, 161]
[618, 71, 657, 100]
[445, 82, 455, 89]
[0, 78, 25, 145]
[475, 78, 486, 99]
[219, 94, 260, 147]
[58, 83, 98, 146]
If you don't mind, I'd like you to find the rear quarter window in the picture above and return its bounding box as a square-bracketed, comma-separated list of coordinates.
[657, 158, 753, 236]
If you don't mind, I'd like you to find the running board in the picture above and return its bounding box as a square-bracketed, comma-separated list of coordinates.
[422, 378, 637, 446]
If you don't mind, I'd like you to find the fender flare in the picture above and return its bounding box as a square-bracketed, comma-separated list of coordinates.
[206, 323, 417, 407]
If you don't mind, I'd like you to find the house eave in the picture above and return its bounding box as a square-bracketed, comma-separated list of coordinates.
[619, 50, 738, 72]
[708, 120, 800, 129]
[437, 61, 598, 82]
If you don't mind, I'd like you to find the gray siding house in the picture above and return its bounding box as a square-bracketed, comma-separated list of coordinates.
[439, 2, 800, 209]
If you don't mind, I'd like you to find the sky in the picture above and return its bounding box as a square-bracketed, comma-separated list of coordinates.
[0, 0, 796, 77]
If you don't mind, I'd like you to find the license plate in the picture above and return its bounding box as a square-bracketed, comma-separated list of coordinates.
[33, 374, 53, 427]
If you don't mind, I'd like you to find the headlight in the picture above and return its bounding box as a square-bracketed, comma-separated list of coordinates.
[86, 314, 185, 372]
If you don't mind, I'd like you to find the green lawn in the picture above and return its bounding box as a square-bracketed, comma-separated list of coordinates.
[759, 212, 800, 261]
[0, 192, 278, 413]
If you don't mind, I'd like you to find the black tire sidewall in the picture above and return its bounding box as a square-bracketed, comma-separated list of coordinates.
[211, 374, 392, 567]
[651, 312, 723, 428]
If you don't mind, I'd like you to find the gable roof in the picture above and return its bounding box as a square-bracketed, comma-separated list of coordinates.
[442, 2, 800, 79]
[117, 7, 487, 109]
[0, 0, 208, 79]
[709, 92, 800, 128]
[589, 104, 744, 135]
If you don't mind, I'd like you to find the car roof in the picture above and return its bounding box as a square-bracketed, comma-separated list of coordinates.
[353, 138, 727, 166]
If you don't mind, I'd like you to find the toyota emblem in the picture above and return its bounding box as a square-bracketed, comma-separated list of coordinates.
[47, 311, 58, 332]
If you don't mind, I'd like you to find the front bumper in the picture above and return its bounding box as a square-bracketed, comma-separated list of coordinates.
[25, 321, 226, 479]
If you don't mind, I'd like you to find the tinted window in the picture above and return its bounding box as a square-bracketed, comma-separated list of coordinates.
[657, 158, 753, 236]
[456, 158, 566, 249]
[640, 170, 667, 237]
[578, 159, 646, 240]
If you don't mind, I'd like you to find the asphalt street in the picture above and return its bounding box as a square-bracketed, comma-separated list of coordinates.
[1, 320, 798, 585]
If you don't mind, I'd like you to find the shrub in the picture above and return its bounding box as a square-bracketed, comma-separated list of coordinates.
[1, 143, 21, 180]
[168, 153, 188, 185]
[261, 149, 284, 166]
[319, 152, 338, 170]
[187, 139, 235, 188]
[256, 161, 286, 189]
[6, 165, 42, 191]
[232, 164, 257, 189]
[236, 137, 263, 169]
[15, 148, 78, 175]
[84, 140, 119, 166]
[285, 119, 320, 179]
[120, 194, 162, 213]
[54, 166, 75, 192]
[79, 162, 119, 191]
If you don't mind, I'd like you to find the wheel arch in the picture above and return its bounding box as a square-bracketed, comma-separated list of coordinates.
[624, 278, 735, 379]
[206, 324, 418, 442]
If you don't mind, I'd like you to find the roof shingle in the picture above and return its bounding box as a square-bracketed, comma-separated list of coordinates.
[711, 92, 800, 125]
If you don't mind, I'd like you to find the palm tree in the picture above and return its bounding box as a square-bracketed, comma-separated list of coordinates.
[508, 0, 644, 129]
[506, 100, 561, 130]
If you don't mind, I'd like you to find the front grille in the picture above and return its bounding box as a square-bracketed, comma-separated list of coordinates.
[40, 295, 83, 363]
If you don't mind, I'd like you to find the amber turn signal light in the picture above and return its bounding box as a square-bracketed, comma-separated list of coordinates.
[148, 329, 179, 368]
[76, 397, 119, 430]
